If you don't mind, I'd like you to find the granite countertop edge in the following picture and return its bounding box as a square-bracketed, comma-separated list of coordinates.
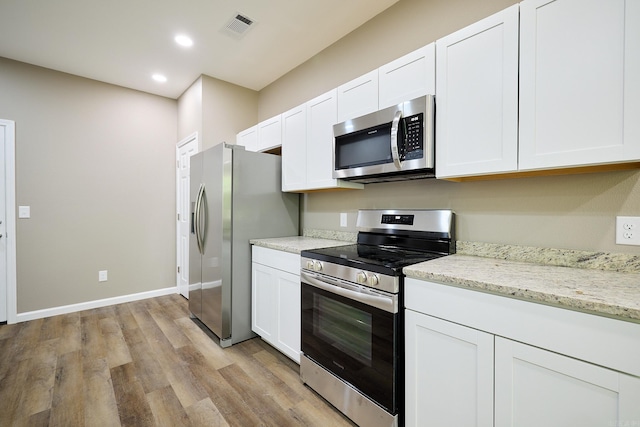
[250, 234, 640, 323]
[250, 235, 353, 254]
[404, 254, 640, 323]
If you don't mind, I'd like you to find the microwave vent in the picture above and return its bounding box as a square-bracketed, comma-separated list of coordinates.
[222, 13, 255, 38]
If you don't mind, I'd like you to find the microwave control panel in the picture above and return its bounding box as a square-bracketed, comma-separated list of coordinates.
[401, 113, 424, 160]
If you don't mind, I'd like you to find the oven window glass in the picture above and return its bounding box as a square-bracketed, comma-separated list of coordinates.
[314, 294, 372, 365]
[302, 282, 399, 413]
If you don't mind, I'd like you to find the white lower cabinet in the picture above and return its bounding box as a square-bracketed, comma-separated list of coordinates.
[251, 246, 301, 363]
[405, 310, 494, 427]
[405, 278, 640, 427]
[495, 337, 640, 427]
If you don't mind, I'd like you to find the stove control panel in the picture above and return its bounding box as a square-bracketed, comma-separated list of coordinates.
[381, 214, 414, 225]
[302, 257, 399, 294]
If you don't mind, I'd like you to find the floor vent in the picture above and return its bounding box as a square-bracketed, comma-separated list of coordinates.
[222, 13, 256, 39]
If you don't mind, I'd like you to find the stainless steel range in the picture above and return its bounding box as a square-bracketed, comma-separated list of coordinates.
[300, 209, 455, 427]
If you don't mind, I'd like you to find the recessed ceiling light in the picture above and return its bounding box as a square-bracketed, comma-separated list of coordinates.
[175, 35, 193, 47]
[152, 74, 167, 83]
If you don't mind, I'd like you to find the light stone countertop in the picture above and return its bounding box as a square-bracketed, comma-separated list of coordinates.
[404, 254, 640, 323]
[250, 236, 352, 254]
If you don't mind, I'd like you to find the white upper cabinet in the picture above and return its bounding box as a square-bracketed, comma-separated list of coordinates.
[379, 43, 435, 109]
[435, 5, 519, 178]
[306, 90, 342, 188]
[281, 103, 307, 192]
[281, 92, 363, 192]
[336, 70, 379, 123]
[236, 125, 258, 152]
[519, 0, 640, 170]
[256, 115, 282, 152]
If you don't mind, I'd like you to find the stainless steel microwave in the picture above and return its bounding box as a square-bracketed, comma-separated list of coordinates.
[332, 95, 435, 183]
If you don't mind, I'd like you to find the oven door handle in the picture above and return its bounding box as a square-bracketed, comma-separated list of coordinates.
[301, 271, 397, 314]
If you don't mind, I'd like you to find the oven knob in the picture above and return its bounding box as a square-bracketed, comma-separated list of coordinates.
[356, 271, 367, 284]
[313, 261, 323, 272]
[368, 274, 379, 287]
[306, 260, 315, 270]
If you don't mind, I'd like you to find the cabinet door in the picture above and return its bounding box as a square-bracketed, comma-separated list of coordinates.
[337, 70, 379, 123]
[405, 310, 494, 427]
[378, 43, 435, 109]
[519, 0, 640, 170]
[276, 270, 301, 363]
[237, 125, 258, 152]
[495, 337, 640, 427]
[281, 104, 307, 192]
[435, 5, 519, 178]
[306, 89, 339, 189]
[251, 262, 277, 341]
[257, 115, 282, 152]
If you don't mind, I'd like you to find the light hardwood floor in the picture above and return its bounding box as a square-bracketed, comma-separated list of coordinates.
[0, 294, 356, 427]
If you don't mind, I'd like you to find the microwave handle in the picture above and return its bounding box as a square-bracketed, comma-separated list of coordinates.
[390, 110, 403, 170]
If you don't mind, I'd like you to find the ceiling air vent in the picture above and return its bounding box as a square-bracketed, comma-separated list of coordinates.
[222, 13, 256, 39]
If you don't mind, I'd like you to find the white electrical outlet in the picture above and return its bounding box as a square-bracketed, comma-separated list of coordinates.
[615, 216, 640, 246]
[340, 212, 348, 228]
[98, 270, 108, 282]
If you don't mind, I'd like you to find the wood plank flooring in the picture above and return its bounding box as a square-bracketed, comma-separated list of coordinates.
[0, 294, 356, 427]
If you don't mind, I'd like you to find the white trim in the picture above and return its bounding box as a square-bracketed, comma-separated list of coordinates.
[175, 132, 198, 294]
[177, 131, 198, 149]
[15, 286, 178, 323]
[1, 119, 17, 324]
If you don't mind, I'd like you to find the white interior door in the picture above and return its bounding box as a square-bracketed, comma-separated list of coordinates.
[176, 133, 198, 298]
[0, 119, 16, 323]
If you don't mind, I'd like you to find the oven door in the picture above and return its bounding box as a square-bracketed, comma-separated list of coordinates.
[301, 270, 400, 413]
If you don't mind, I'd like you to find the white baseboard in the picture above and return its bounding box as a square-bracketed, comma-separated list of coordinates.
[15, 287, 179, 323]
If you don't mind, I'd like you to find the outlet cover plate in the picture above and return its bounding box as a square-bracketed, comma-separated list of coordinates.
[98, 270, 108, 282]
[616, 216, 640, 246]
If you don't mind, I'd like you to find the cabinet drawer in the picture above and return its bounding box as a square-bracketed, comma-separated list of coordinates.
[405, 278, 640, 377]
[252, 246, 300, 275]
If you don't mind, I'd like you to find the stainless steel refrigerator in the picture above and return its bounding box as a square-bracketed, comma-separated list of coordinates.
[189, 143, 299, 347]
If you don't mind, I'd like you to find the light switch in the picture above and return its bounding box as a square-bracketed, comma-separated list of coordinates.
[18, 206, 30, 219]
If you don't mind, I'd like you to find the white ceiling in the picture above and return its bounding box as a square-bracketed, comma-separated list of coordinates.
[0, 0, 399, 99]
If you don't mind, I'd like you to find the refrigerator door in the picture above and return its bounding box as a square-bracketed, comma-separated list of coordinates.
[188, 151, 204, 319]
[200, 143, 230, 340]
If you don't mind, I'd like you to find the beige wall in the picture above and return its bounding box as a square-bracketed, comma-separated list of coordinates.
[259, 0, 640, 254]
[201, 75, 258, 149]
[177, 76, 202, 144]
[178, 74, 258, 150]
[258, 0, 517, 119]
[0, 58, 178, 312]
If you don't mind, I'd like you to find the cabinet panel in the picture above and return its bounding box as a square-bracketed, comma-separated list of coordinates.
[495, 337, 640, 427]
[257, 115, 282, 152]
[519, 0, 640, 169]
[435, 5, 519, 178]
[251, 263, 276, 340]
[405, 310, 494, 427]
[236, 125, 258, 152]
[281, 104, 307, 192]
[306, 89, 338, 188]
[276, 270, 301, 363]
[337, 70, 379, 123]
[379, 44, 435, 109]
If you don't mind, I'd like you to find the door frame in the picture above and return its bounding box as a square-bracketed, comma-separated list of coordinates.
[1, 119, 17, 324]
[176, 132, 199, 296]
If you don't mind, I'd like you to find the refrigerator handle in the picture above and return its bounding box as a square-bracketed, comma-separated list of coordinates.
[198, 185, 207, 254]
[194, 183, 205, 255]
